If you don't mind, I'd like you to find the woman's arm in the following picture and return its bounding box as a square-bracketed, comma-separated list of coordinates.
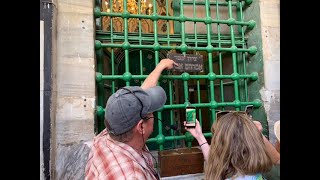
[184, 120, 210, 161]
[253, 121, 280, 164]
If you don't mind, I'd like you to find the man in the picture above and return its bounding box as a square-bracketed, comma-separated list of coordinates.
[85, 59, 178, 180]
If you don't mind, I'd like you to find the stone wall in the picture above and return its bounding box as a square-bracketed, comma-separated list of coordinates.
[259, 0, 280, 144]
[53, 0, 96, 179]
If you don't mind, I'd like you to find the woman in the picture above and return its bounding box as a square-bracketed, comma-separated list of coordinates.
[185, 112, 273, 180]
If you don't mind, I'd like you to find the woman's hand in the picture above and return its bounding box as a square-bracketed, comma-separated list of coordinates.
[184, 119, 203, 140]
[253, 120, 263, 133]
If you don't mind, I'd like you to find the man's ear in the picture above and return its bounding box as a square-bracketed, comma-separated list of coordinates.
[136, 120, 144, 134]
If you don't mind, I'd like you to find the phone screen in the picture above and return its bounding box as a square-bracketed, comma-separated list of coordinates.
[185, 107, 196, 127]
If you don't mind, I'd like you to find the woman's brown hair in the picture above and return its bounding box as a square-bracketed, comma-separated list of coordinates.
[205, 112, 272, 180]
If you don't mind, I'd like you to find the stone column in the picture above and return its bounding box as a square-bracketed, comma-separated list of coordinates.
[53, 0, 96, 179]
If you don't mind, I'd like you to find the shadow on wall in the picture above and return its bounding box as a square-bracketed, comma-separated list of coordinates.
[58, 141, 92, 180]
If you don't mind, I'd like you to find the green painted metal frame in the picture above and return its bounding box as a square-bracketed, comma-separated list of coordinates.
[95, 0, 105, 133]
[94, 0, 262, 150]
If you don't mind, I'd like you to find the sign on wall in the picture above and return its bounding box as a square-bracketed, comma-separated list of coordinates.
[167, 53, 203, 72]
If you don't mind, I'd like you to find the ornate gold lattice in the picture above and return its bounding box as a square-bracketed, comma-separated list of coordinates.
[102, 0, 174, 34]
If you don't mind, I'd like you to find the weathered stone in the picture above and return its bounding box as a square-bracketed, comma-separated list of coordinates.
[57, 141, 92, 180]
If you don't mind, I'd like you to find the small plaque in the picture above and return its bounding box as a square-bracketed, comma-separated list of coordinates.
[167, 53, 203, 72]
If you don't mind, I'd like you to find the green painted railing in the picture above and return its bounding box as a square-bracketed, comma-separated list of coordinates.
[94, 0, 260, 150]
[95, 0, 105, 133]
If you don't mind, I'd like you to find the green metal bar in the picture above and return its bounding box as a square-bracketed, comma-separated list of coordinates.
[165, 0, 174, 148]
[96, 8, 253, 24]
[183, 79, 189, 103]
[227, 0, 240, 111]
[193, 0, 197, 50]
[205, 0, 214, 122]
[173, 0, 181, 33]
[234, 64, 248, 106]
[96, 31, 248, 40]
[216, 0, 225, 111]
[235, 2, 247, 108]
[217, 37, 225, 107]
[166, 0, 171, 47]
[236, 1, 243, 34]
[138, 0, 143, 84]
[237, 52, 245, 107]
[169, 80, 174, 138]
[179, 0, 187, 55]
[97, 11, 254, 26]
[96, 73, 258, 81]
[161, 101, 261, 109]
[183, 78, 191, 148]
[146, 132, 213, 143]
[97, 98, 261, 120]
[95, 0, 102, 29]
[98, 43, 255, 52]
[183, 1, 238, 6]
[95, 0, 104, 133]
[96, 49, 105, 107]
[96, 102, 255, 117]
[197, 80, 203, 127]
[96, 31, 248, 45]
[123, 0, 130, 87]
[204, 0, 216, 127]
[110, 0, 115, 94]
[238, 1, 249, 102]
[96, 50, 104, 133]
[181, 75, 191, 148]
[193, 0, 203, 129]
[207, 0, 213, 36]
[147, 134, 186, 142]
[97, 34, 243, 40]
[150, 0, 164, 151]
[97, 37, 246, 46]
[156, 111, 164, 150]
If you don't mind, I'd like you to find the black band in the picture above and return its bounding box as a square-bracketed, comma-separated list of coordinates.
[200, 142, 208, 147]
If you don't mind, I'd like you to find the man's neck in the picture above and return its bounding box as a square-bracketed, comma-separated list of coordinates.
[126, 136, 145, 155]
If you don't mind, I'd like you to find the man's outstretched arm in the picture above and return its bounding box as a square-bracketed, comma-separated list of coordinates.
[141, 59, 178, 90]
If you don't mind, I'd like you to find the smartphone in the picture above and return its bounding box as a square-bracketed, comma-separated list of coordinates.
[185, 106, 196, 127]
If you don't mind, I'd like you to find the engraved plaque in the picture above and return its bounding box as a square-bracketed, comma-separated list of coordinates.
[167, 53, 203, 72]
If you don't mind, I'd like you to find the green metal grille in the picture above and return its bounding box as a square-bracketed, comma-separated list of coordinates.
[94, 0, 262, 151]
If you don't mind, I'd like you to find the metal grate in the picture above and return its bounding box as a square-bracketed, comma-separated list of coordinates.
[94, 0, 261, 151]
